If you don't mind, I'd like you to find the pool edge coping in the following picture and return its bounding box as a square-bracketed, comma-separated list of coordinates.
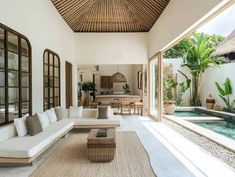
[163, 115, 235, 153]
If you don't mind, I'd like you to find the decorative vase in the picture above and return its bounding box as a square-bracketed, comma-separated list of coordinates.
[164, 101, 176, 115]
[206, 94, 215, 110]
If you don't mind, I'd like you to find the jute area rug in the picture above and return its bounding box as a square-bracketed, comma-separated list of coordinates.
[30, 131, 157, 177]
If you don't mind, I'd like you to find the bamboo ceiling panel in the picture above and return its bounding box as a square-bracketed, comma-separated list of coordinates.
[51, 0, 170, 32]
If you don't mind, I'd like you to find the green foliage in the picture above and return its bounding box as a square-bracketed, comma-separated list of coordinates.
[176, 71, 191, 106]
[215, 78, 235, 112]
[122, 83, 130, 94]
[164, 78, 178, 102]
[181, 33, 222, 106]
[164, 33, 224, 59]
[81, 81, 96, 92]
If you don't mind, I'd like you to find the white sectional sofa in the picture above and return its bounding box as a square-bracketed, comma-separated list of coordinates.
[0, 108, 122, 165]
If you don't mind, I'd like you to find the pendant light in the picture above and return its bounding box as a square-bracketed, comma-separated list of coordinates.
[112, 65, 127, 82]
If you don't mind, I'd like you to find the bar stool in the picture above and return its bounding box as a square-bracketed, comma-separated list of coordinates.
[121, 101, 132, 115]
[134, 102, 143, 116]
[111, 101, 121, 114]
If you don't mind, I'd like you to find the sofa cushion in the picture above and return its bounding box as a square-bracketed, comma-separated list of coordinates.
[37, 112, 50, 129]
[13, 114, 29, 137]
[55, 107, 69, 120]
[0, 124, 17, 142]
[98, 107, 108, 119]
[82, 109, 98, 118]
[0, 119, 73, 158]
[26, 114, 43, 136]
[69, 106, 83, 118]
[46, 108, 57, 123]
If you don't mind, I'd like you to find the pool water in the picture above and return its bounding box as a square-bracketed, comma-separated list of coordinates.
[193, 121, 235, 141]
[174, 111, 208, 117]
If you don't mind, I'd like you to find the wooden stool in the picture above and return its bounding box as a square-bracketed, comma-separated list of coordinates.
[111, 101, 121, 114]
[121, 102, 132, 115]
[134, 102, 143, 116]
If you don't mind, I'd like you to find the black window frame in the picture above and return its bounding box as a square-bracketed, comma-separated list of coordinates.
[0, 23, 32, 126]
[43, 49, 60, 110]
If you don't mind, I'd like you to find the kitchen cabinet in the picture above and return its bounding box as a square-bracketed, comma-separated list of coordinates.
[100, 76, 113, 88]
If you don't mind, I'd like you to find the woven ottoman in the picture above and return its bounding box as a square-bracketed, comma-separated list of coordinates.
[87, 129, 116, 162]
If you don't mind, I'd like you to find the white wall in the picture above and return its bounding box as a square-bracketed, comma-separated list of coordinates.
[148, 0, 222, 58]
[0, 0, 77, 113]
[201, 63, 235, 107]
[74, 33, 148, 65]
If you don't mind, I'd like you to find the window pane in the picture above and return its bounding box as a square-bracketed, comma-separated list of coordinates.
[8, 71, 18, 87]
[55, 88, 59, 97]
[22, 102, 29, 115]
[8, 32, 18, 53]
[8, 88, 19, 103]
[21, 38, 29, 56]
[49, 66, 53, 76]
[49, 88, 53, 97]
[49, 77, 53, 87]
[22, 88, 29, 101]
[44, 64, 48, 76]
[54, 67, 59, 77]
[54, 78, 59, 87]
[49, 53, 53, 65]
[54, 97, 59, 106]
[54, 56, 59, 67]
[49, 98, 53, 108]
[0, 28, 4, 49]
[44, 99, 49, 110]
[44, 88, 48, 98]
[0, 69, 4, 86]
[0, 105, 5, 123]
[22, 73, 29, 87]
[21, 56, 29, 72]
[0, 88, 5, 105]
[0, 49, 4, 68]
[44, 77, 49, 87]
[8, 52, 18, 70]
[44, 51, 48, 64]
[8, 103, 19, 121]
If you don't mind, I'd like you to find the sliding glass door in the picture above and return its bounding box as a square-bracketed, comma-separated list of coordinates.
[149, 54, 162, 121]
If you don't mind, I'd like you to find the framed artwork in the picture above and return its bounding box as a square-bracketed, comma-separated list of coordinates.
[144, 69, 147, 95]
[137, 71, 142, 89]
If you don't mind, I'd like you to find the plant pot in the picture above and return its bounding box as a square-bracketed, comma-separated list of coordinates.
[164, 101, 176, 115]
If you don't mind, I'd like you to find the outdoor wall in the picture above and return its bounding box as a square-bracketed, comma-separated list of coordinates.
[74, 33, 148, 65]
[200, 63, 235, 107]
[148, 0, 222, 58]
[0, 0, 77, 113]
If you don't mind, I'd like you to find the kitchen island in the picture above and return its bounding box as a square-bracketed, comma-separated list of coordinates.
[95, 95, 141, 103]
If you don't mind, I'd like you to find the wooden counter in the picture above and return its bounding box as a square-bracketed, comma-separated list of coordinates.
[95, 95, 140, 103]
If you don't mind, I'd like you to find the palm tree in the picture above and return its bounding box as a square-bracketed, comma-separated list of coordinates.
[181, 33, 220, 106]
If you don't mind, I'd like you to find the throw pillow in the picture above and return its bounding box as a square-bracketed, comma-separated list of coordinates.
[69, 106, 83, 118]
[46, 108, 57, 123]
[55, 107, 69, 120]
[98, 107, 108, 119]
[37, 112, 50, 129]
[14, 114, 29, 137]
[26, 114, 43, 136]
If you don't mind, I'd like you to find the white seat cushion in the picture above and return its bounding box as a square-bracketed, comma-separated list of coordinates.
[46, 108, 57, 123]
[69, 106, 83, 118]
[37, 112, 50, 129]
[0, 119, 73, 158]
[13, 114, 29, 137]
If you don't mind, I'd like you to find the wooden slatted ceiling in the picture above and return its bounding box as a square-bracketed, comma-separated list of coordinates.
[51, 0, 170, 32]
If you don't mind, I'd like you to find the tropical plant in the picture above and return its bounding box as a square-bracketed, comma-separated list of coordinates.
[176, 71, 191, 106]
[122, 83, 130, 94]
[163, 77, 178, 102]
[215, 78, 235, 112]
[181, 33, 221, 106]
[80, 81, 96, 92]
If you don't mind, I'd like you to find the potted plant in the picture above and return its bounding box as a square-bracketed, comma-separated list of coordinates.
[81, 81, 96, 106]
[164, 77, 178, 114]
[122, 83, 130, 94]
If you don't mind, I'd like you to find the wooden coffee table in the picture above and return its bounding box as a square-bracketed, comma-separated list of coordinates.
[87, 129, 116, 162]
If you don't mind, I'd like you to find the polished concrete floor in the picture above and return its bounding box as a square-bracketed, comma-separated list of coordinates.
[0, 116, 206, 177]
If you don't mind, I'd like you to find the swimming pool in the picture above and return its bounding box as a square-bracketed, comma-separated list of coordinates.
[174, 111, 208, 117]
[193, 121, 235, 141]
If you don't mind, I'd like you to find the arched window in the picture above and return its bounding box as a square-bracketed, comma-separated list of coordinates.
[43, 49, 60, 110]
[0, 23, 32, 125]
